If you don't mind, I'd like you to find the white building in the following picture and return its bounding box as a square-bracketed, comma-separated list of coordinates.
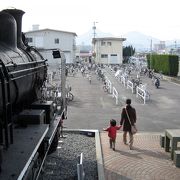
[154, 41, 166, 54]
[92, 37, 126, 64]
[25, 28, 77, 63]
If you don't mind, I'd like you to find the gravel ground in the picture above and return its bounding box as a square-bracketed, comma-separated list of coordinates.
[39, 131, 98, 180]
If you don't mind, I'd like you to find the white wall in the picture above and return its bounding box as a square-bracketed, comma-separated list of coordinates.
[25, 30, 76, 63]
[94, 38, 124, 64]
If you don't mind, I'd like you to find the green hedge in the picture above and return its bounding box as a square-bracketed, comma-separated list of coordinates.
[146, 54, 179, 76]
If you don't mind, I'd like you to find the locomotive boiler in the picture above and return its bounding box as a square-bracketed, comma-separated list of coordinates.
[0, 8, 66, 180]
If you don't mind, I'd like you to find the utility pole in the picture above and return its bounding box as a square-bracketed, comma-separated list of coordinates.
[174, 40, 177, 54]
[150, 39, 152, 69]
[92, 22, 98, 61]
[92, 22, 98, 39]
[92, 22, 98, 49]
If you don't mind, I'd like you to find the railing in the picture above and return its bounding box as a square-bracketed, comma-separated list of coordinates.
[112, 87, 118, 105]
[106, 66, 152, 105]
[136, 86, 150, 104]
[120, 75, 126, 87]
[127, 80, 134, 93]
[106, 78, 112, 93]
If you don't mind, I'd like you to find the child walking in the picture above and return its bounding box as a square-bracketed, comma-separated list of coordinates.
[103, 119, 121, 151]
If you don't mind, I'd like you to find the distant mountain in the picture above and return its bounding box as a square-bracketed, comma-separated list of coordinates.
[123, 32, 180, 51]
[122, 31, 160, 51]
[76, 30, 180, 52]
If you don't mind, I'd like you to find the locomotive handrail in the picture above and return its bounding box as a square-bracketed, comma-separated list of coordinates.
[27, 46, 45, 60]
[0, 59, 13, 148]
[6, 60, 46, 67]
[9, 64, 46, 75]
[10, 71, 44, 81]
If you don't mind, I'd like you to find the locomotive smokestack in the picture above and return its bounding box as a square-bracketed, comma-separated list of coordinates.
[0, 11, 17, 49]
[3, 9, 26, 49]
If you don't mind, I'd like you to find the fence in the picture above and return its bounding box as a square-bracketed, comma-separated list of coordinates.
[106, 78, 112, 93]
[106, 66, 151, 104]
[120, 75, 126, 87]
[136, 86, 150, 104]
[112, 87, 119, 105]
[127, 80, 134, 93]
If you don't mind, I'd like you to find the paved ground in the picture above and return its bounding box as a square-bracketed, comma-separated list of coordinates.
[64, 69, 180, 180]
[65, 68, 180, 132]
[65, 71, 120, 130]
[101, 132, 180, 180]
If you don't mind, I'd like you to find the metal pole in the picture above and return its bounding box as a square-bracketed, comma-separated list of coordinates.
[92, 21, 96, 51]
[92, 22, 97, 39]
[150, 39, 152, 69]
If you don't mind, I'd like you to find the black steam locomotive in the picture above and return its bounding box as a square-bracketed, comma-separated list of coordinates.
[0, 9, 66, 180]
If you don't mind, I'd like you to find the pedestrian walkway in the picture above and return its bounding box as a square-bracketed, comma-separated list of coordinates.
[100, 132, 180, 180]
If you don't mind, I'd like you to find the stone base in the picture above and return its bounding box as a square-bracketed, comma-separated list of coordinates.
[174, 150, 180, 168]
[160, 134, 165, 148]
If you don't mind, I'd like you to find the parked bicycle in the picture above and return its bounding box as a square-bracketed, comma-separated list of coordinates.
[88, 74, 92, 84]
[66, 85, 74, 103]
[103, 82, 108, 92]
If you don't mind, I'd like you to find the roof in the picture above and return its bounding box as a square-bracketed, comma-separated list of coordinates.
[25, 28, 77, 36]
[92, 37, 126, 43]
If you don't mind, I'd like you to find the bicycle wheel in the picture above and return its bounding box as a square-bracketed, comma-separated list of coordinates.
[103, 86, 108, 92]
[68, 92, 74, 101]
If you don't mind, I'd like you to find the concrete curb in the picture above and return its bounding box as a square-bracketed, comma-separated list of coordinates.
[162, 75, 180, 84]
[95, 131, 105, 180]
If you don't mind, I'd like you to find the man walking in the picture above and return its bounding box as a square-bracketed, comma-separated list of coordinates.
[120, 99, 137, 150]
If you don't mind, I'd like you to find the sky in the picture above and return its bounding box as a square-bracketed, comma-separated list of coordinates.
[1, 0, 180, 41]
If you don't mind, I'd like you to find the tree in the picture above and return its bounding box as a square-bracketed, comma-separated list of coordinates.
[123, 45, 135, 63]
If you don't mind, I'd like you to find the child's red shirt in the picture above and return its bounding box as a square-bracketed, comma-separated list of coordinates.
[104, 126, 121, 140]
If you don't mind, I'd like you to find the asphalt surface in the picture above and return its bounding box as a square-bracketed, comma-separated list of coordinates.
[64, 68, 180, 132]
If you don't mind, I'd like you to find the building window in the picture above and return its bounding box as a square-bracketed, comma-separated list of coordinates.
[107, 42, 112, 46]
[26, 37, 33, 43]
[54, 38, 59, 44]
[101, 41, 106, 46]
[101, 54, 108, 58]
[111, 54, 117, 56]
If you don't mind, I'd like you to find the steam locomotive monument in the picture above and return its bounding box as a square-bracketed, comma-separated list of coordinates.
[0, 8, 67, 180]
